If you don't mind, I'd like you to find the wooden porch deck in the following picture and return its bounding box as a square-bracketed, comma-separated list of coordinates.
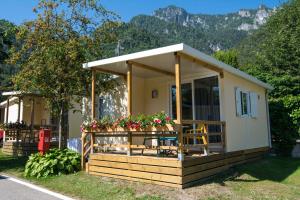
[86, 146, 269, 188]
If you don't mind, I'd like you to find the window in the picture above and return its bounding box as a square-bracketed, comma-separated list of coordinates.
[98, 97, 104, 119]
[171, 83, 193, 120]
[235, 87, 258, 118]
[240, 91, 249, 116]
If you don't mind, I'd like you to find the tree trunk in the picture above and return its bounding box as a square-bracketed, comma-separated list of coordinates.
[58, 102, 69, 149]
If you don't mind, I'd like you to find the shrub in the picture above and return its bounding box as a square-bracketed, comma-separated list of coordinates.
[269, 100, 299, 156]
[24, 148, 81, 178]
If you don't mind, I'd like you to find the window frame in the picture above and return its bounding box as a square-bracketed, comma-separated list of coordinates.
[235, 87, 258, 119]
[240, 90, 250, 117]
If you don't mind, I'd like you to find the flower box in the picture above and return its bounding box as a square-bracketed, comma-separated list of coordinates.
[84, 124, 178, 133]
[81, 112, 178, 133]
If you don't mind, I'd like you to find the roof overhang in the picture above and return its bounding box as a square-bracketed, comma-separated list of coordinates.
[2, 91, 41, 96]
[83, 43, 273, 90]
[0, 96, 19, 107]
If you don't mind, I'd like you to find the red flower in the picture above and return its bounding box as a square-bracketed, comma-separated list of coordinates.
[92, 124, 97, 129]
[154, 118, 162, 124]
[165, 116, 171, 121]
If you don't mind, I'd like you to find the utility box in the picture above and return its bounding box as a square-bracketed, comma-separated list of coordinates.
[38, 129, 51, 154]
[292, 139, 300, 158]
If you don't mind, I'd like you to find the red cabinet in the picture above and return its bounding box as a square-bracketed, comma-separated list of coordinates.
[38, 129, 51, 154]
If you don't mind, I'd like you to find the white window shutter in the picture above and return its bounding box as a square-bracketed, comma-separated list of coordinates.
[235, 87, 242, 116]
[250, 92, 258, 118]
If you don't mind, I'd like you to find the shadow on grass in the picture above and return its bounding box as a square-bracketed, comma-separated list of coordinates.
[232, 156, 300, 183]
[190, 156, 300, 187]
[0, 151, 28, 173]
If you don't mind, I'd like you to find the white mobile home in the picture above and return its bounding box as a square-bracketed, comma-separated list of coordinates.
[80, 43, 272, 188]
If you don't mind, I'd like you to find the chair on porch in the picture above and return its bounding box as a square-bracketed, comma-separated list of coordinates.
[184, 123, 208, 154]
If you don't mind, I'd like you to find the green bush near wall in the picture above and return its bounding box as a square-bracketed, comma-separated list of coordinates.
[24, 148, 80, 178]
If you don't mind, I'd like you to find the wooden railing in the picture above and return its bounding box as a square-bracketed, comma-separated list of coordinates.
[81, 121, 226, 169]
[3, 129, 39, 143]
[2, 124, 59, 143]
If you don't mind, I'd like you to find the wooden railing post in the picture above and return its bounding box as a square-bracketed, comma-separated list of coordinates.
[175, 53, 184, 161]
[81, 132, 86, 169]
[126, 62, 133, 156]
[222, 122, 226, 153]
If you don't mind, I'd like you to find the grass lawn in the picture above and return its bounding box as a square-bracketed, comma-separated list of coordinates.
[0, 149, 300, 200]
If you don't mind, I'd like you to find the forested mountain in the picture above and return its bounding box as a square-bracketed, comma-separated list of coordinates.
[114, 5, 274, 55]
[0, 5, 275, 69]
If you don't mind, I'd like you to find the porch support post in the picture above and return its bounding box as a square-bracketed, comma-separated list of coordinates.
[5, 98, 9, 123]
[17, 97, 21, 123]
[175, 53, 184, 161]
[127, 62, 132, 116]
[91, 69, 96, 119]
[91, 69, 96, 154]
[30, 97, 35, 130]
[127, 62, 132, 156]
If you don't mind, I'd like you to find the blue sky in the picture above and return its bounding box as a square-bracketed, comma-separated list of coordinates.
[0, 0, 284, 24]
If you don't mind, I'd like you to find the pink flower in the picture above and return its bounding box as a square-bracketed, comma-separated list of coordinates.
[165, 116, 171, 121]
[92, 124, 97, 129]
[80, 127, 84, 132]
[154, 118, 162, 124]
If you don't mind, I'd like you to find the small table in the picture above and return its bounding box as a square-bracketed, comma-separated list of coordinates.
[142, 134, 177, 156]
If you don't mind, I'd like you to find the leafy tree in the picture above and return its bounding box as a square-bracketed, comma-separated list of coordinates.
[0, 19, 16, 62]
[237, 0, 300, 154]
[8, 0, 119, 148]
[213, 49, 240, 68]
[0, 19, 18, 101]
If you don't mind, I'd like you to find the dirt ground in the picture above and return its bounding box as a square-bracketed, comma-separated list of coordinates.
[99, 169, 238, 200]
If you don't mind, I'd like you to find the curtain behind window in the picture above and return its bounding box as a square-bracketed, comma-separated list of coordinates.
[194, 76, 220, 121]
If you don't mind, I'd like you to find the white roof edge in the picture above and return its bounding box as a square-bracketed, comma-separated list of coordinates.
[0, 96, 19, 107]
[82, 43, 273, 90]
[2, 91, 41, 96]
[2, 91, 23, 96]
[182, 44, 273, 90]
[82, 43, 184, 68]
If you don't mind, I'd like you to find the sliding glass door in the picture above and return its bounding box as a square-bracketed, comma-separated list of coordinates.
[170, 76, 220, 121]
[194, 76, 220, 121]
